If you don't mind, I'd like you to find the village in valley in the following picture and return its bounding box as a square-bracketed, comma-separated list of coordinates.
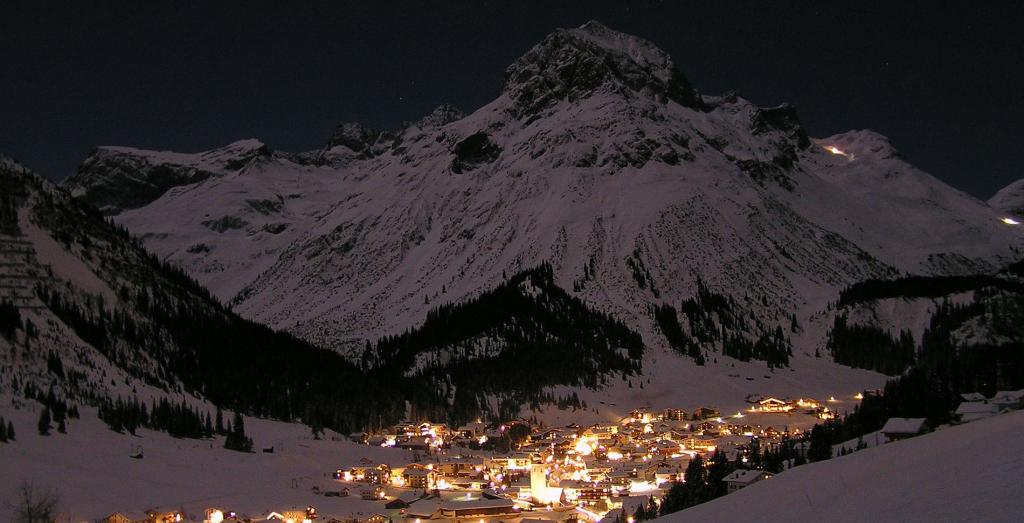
[93, 385, 1024, 523]
[94, 393, 860, 523]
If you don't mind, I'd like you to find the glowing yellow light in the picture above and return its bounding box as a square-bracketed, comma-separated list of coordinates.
[855, 393, 864, 400]
[1002, 217, 1020, 225]
[575, 438, 594, 455]
[207, 511, 224, 523]
[629, 480, 657, 494]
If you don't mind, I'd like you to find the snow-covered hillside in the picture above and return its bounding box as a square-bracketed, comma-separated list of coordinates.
[990, 178, 1024, 219]
[0, 397, 407, 522]
[65, 21, 1021, 358]
[661, 410, 1024, 522]
[0, 155, 409, 434]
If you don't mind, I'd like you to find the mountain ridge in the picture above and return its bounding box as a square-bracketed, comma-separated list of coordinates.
[60, 22, 1022, 362]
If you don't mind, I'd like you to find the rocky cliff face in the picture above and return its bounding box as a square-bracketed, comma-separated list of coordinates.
[64, 139, 271, 215]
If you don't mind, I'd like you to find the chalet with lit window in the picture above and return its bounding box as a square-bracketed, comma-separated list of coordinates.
[663, 408, 687, 421]
[880, 417, 927, 442]
[145, 508, 184, 523]
[102, 513, 150, 523]
[757, 398, 792, 413]
[403, 466, 434, 489]
[723, 469, 771, 493]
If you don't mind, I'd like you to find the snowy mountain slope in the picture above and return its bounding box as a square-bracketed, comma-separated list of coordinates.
[0, 155, 415, 432]
[817, 265, 1024, 380]
[5, 156, 676, 429]
[989, 177, 1024, 218]
[661, 410, 1024, 522]
[66, 21, 1022, 359]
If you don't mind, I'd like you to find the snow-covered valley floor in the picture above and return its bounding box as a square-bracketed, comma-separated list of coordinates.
[0, 399, 423, 522]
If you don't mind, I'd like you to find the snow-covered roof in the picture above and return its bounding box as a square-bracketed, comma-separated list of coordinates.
[880, 417, 926, 435]
[405, 500, 441, 517]
[960, 392, 987, 402]
[956, 402, 998, 415]
[992, 389, 1024, 401]
[723, 469, 768, 485]
[440, 498, 515, 511]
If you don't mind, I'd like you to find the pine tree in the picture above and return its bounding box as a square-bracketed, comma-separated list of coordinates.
[57, 418, 67, 434]
[224, 411, 253, 452]
[8, 420, 15, 440]
[215, 407, 224, 434]
[38, 407, 51, 436]
[233, 411, 244, 436]
[0, 417, 7, 442]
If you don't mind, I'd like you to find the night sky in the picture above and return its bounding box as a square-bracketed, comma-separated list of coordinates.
[2, 1, 1023, 198]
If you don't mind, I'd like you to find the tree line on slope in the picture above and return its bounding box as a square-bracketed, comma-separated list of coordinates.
[371, 264, 644, 425]
[654, 279, 792, 368]
[829, 267, 1023, 377]
[816, 287, 1024, 458]
[0, 300, 21, 340]
[836, 273, 1024, 307]
[827, 315, 916, 375]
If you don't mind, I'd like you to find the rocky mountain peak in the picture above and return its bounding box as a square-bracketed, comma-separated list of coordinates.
[819, 130, 901, 161]
[413, 104, 466, 129]
[503, 20, 702, 118]
[63, 139, 271, 215]
[989, 178, 1024, 218]
[325, 122, 393, 154]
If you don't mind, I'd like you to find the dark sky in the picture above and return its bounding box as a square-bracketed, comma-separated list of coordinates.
[2, 1, 1022, 199]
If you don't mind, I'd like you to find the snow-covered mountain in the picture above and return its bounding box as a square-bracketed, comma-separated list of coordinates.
[989, 178, 1024, 218]
[2, 155, 664, 427]
[0, 155, 413, 431]
[64, 21, 1022, 357]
